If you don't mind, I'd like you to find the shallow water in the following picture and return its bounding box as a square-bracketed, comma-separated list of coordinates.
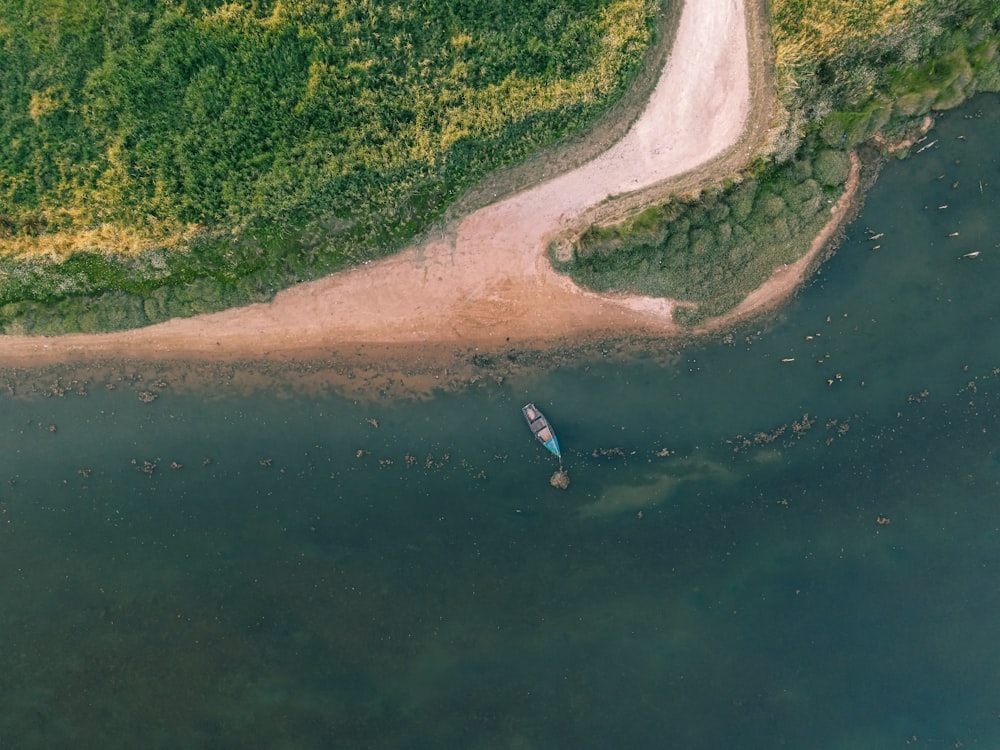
[2, 95, 999, 749]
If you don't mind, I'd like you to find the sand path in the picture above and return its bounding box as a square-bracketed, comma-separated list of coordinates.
[1, 0, 774, 366]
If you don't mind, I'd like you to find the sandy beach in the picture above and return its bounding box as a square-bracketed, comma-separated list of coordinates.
[0, 0, 848, 372]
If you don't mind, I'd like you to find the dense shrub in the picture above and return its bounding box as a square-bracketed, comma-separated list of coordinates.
[771, 0, 1000, 149]
[559, 139, 847, 322]
[812, 150, 852, 188]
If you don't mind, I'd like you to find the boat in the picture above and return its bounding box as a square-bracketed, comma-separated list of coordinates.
[522, 403, 561, 458]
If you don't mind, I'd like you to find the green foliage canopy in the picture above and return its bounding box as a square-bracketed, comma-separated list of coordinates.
[771, 0, 1000, 148]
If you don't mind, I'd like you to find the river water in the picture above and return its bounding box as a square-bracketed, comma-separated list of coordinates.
[1, 95, 998, 749]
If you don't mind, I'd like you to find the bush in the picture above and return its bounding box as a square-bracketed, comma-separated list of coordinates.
[729, 180, 758, 222]
[563, 136, 850, 322]
[758, 193, 787, 219]
[813, 150, 851, 188]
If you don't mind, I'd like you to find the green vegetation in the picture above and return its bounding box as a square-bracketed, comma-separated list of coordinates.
[562, 0, 1000, 324]
[4, 0, 999, 334]
[772, 0, 1000, 150]
[0, 0, 656, 332]
[558, 144, 851, 324]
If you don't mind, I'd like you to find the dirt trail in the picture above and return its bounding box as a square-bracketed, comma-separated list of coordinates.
[0, 0, 775, 366]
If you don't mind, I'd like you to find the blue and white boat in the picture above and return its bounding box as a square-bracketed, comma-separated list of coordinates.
[522, 403, 561, 458]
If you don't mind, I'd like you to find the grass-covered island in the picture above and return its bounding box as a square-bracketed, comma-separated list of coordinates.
[561, 0, 1000, 325]
[1, 0, 999, 336]
[1, 0, 657, 333]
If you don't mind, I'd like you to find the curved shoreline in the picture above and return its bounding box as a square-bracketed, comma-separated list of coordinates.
[0, 0, 781, 369]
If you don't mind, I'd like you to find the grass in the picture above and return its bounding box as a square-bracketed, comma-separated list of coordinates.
[0, 0, 658, 332]
[2, 0, 999, 333]
[560, 0, 1000, 325]
[771, 0, 1000, 148]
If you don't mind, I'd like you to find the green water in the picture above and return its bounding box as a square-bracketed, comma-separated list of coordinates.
[2, 95, 999, 749]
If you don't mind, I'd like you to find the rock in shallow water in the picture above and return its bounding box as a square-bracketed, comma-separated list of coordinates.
[550, 470, 570, 490]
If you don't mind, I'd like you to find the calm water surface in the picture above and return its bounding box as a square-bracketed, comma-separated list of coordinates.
[2, 95, 999, 749]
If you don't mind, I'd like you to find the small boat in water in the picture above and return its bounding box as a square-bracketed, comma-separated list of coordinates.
[522, 403, 561, 458]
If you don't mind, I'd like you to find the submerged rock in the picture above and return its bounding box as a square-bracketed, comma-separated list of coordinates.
[550, 470, 570, 490]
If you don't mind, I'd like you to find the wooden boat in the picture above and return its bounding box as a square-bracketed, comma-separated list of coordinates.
[522, 403, 561, 458]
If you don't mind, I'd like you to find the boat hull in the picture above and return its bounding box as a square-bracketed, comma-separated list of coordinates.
[522, 403, 562, 458]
